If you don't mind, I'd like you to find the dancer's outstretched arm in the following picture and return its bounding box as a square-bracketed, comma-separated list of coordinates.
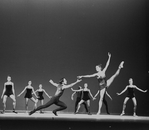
[11, 83, 16, 97]
[43, 89, 51, 98]
[117, 86, 128, 95]
[106, 91, 112, 100]
[89, 90, 95, 100]
[135, 86, 147, 93]
[71, 91, 76, 100]
[63, 79, 82, 89]
[78, 73, 98, 79]
[32, 87, 38, 98]
[103, 52, 111, 73]
[94, 90, 99, 99]
[1, 84, 6, 99]
[18, 87, 27, 97]
[71, 88, 82, 92]
[49, 80, 59, 87]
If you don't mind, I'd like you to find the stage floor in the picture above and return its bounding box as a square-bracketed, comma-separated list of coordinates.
[0, 111, 149, 130]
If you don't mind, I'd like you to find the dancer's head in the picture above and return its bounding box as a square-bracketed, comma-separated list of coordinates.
[129, 78, 133, 85]
[84, 83, 88, 88]
[28, 81, 32, 85]
[59, 78, 67, 85]
[7, 76, 11, 81]
[39, 84, 42, 89]
[96, 64, 102, 71]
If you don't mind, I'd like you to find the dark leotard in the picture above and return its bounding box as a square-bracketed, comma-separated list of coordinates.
[4, 85, 13, 97]
[126, 87, 135, 99]
[82, 91, 90, 101]
[24, 88, 33, 98]
[97, 77, 107, 90]
[37, 91, 44, 100]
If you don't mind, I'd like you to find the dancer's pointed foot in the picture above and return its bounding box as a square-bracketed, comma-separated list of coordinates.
[107, 112, 110, 115]
[88, 112, 92, 115]
[1, 111, 5, 114]
[133, 113, 137, 117]
[119, 61, 124, 69]
[52, 110, 58, 116]
[29, 110, 35, 115]
[12, 110, 18, 114]
[96, 112, 101, 115]
[120, 112, 125, 116]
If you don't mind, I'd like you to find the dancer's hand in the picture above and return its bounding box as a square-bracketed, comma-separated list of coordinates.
[49, 79, 53, 83]
[71, 96, 74, 100]
[77, 76, 82, 79]
[17, 94, 20, 97]
[108, 52, 111, 57]
[116, 93, 120, 96]
[93, 97, 96, 100]
[144, 90, 148, 93]
[77, 78, 82, 82]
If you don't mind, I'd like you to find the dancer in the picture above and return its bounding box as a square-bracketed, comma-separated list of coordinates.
[18, 81, 37, 113]
[71, 86, 88, 114]
[1, 76, 17, 114]
[117, 78, 147, 116]
[29, 78, 81, 116]
[35, 84, 51, 113]
[75, 83, 95, 115]
[78, 53, 124, 115]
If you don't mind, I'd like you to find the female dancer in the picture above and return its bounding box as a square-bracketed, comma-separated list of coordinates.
[29, 78, 81, 116]
[35, 84, 51, 113]
[75, 83, 95, 115]
[18, 81, 37, 113]
[1, 76, 17, 114]
[71, 86, 88, 114]
[117, 78, 147, 116]
[78, 53, 124, 115]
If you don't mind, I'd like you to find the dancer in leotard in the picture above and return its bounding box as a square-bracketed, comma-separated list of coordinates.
[1, 76, 17, 114]
[75, 83, 95, 115]
[35, 84, 51, 113]
[29, 78, 81, 116]
[117, 78, 147, 116]
[18, 81, 37, 113]
[78, 53, 124, 115]
[71, 86, 88, 114]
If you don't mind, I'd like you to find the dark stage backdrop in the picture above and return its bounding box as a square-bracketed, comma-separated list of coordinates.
[0, 0, 148, 116]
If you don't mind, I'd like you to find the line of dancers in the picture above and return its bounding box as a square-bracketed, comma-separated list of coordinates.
[1, 53, 147, 116]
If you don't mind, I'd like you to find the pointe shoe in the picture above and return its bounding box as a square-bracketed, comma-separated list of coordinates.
[119, 61, 124, 69]
[1, 111, 5, 114]
[96, 112, 101, 115]
[133, 113, 137, 117]
[12, 110, 18, 114]
[29, 110, 34, 115]
[52, 111, 58, 116]
[120, 112, 125, 116]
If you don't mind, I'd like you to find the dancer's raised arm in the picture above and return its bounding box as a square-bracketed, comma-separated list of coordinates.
[49, 80, 59, 87]
[102, 52, 111, 72]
